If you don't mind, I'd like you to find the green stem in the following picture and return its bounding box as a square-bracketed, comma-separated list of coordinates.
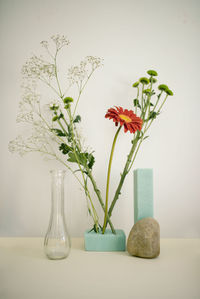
[72, 70, 95, 119]
[102, 126, 121, 234]
[141, 84, 144, 112]
[66, 105, 100, 231]
[145, 93, 167, 132]
[135, 87, 139, 115]
[86, 168, 116, 233]
[128, 93, 168, 172]
[57, 118, 68, 136]
[106, 135, 139, 225]
[39, 77, 61, 97]
[54, 50, 63, 98]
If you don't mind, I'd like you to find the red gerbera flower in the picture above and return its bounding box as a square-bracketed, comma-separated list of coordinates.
[105, 106, 143, 133]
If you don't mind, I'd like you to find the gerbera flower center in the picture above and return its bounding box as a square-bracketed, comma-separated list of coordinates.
[119, 114, 132, 123]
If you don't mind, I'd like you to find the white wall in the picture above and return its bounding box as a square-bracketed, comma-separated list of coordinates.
[0, 0, 199, 238]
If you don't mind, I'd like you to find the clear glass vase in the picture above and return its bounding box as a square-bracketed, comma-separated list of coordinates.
[44, 170, 71, 260]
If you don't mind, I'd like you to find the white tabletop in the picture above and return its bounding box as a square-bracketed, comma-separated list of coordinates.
[0, 238, 200, 299]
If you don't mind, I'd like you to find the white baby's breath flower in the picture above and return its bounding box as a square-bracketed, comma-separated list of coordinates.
[51, 34, 70, 50]
[85, 56, 103, 70]
[16, 111, 34, 123]
[10, 34, 102, 174]
[40, 40, 49, 49]
[8, 135, 29, 156]
[68, 56, 103, 86]
[21, 55, 56, 81]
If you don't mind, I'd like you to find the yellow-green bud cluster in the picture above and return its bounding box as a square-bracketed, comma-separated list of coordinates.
[147, 70, 158, 76]
[158, 84, 173, 96]
[139, 77, 149, 85]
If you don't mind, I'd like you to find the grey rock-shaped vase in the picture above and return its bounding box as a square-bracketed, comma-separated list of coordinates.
[127, 217, 160, 258]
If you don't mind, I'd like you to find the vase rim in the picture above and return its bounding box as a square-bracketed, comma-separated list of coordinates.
[50, 169, 66, 175]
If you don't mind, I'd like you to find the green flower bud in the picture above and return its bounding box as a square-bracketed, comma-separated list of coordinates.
[52, 116, 58, 121]
[166, 89, 173, 96]
[64, 104, 70, 110]
[147, 70, 158, 76]
[63, 97, 74, 104]
[139, 77, 149, 85]
[158, 84, 169, 92]
[132, 81, 139, 88]
[149, 77, 157, 84]
[143, 89, 151, 95]
[50, 104, 59, 110]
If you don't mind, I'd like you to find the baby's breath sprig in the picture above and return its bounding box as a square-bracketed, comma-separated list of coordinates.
[9, 35, 112, 234]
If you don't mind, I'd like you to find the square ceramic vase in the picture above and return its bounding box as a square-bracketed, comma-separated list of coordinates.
[84, 229, 126, 251]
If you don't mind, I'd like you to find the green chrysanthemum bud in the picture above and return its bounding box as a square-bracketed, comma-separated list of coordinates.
[52, 116, 58, 121]
[132, 81, 139, 88]
[64, 104, 70, 110]
[166, 89, 173, 96]
[139, 77, 149, 85]
[143, 89, 151, 95]
[158, 84, 169, 92]
[149, 77, 157, 84]
[63, 97, 74, 104]
[50, 104, 59, 110]
[147, 70, 158, 76]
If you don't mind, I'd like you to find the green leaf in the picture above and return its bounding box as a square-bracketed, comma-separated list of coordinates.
[51, 129, 66, 137]
[67, 152, 86, 166]
[78, 153, 87, 166]
[133, 99, 141, 109]
[58, 113, 64, 119]
[73, 115, 81, 123]
[87, 153, 95, 169]
[67, 150, 95, 170]
[66, 124, 73, 142]
[59, 143, 72, 155]
[149, 111, 159, 120]
[67, 152, 77, 163]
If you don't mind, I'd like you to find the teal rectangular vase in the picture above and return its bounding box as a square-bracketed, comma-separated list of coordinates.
[134, 168, 153, 224]
[84, 229, 126, 251]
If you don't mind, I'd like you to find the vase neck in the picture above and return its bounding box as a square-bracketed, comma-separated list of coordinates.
[50, 170, 66, 215]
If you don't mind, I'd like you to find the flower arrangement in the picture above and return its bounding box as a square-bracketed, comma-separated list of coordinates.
[9, 35, 173, 234]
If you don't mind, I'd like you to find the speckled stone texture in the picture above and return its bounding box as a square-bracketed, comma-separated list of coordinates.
[127, 217, 160, 258]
